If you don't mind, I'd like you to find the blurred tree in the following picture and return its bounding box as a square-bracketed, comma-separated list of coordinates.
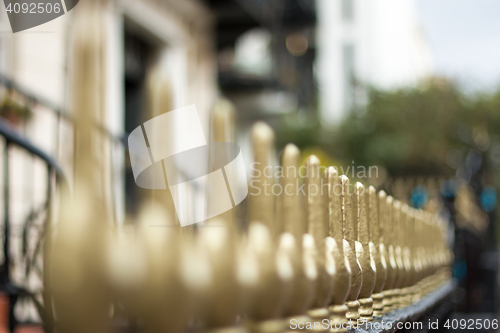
[276, 78, 500, 178]
[333, 79, 471, 176]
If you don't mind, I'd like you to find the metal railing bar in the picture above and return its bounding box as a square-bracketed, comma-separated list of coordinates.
[0, 73, 128, 146]
[0, 120, 68, 187]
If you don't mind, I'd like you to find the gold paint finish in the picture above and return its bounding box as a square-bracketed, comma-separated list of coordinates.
[52, 54, 459, 333]
[382, 196, 397, 313]
[325, 168, 350, 332]
[412, 211, 425, 303]
[52, 4, 110, 332]
[209, 99, 237, 228]
[245, 222, 292, 333]
[246, 129, 298, 333]
[391, 200, 405, 310]
[368, 187, 387, 318]
[277, 144, 307, 239]
[142, 70, 178, 225]
[136, 209, 195, 333]
[278, 145, 316, 320]
[305, 156, 335, 330]
[353, 183, 375, 322]
[212, 99, 236, 143]
[199, 225, 244, 330]
[249, 122, 276, 230]
[341, 176, 361, 325]
[401, 207, 416, 307]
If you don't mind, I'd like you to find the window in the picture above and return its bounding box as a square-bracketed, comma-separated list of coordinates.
[342, 0, 354, 22]
[124, 32, 155, 217]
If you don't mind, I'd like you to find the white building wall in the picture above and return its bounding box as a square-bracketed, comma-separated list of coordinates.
[316, 0, 433, 125]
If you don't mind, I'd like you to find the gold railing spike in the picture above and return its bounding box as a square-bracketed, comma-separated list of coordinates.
[325, 167, 350, 332]
[412, 210, 424, 303]
[420, 212, 434, 296]
[212, 99, 236, 143]
[306, 156, 328, 254]
[52, 3, 110, 332]
[421, 212, 431, 296]
[209, 99, 237, 228]
[277, 144, 305, 238]
[70, 1, 107, 191]
[368, 186, 387, 318]
[340, 175, 362, 326]
[391, 200, 405, 310]
[399, 204, 412, 307]
[51, 59, 457, 333]
[353, 182, 375, 322]
[143, 69, 177, 222]
[277, 145, 316, 327]
[279, 234, 317, 330]
[381, 195, 397, 313]
[135, 206, 196, 333]
[245, 222, 292, 333]
[402, 206, 416, 306]
[327, 168, 342, 244]
[249, 122, 276, 230]
[305, 156, 334, 329]
[198, 223, 243, 331]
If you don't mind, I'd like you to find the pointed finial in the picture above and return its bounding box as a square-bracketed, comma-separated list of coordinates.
[306, 155, 328, 253]
[277, 144, 305, 239]
[378, 191, 387, 245]
[325, 167, 342, 244]
[208, 99, 237, 228]
[367, 186, 380, 246]
[353, 182, 369, 245]
[249, 122, 276, 230]
[211, 99, 235, 143]
[341, 175, 354, 244]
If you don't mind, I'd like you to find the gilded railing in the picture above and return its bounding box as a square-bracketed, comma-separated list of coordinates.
[46, 3, 454, 333]
[0, 2, 458, 333]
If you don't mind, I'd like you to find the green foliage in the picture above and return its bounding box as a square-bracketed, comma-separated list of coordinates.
[0, 97, 32, 124]
[278, 79, 500, 177]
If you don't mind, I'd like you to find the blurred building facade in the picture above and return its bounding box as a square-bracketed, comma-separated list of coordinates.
[206, 0, 316, 165]
[0, 0, 218, 225]
[316, 0, 433, 125]
[0, 0, 319, 217]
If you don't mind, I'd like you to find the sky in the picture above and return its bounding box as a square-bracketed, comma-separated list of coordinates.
[418, 0, 500, 91]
